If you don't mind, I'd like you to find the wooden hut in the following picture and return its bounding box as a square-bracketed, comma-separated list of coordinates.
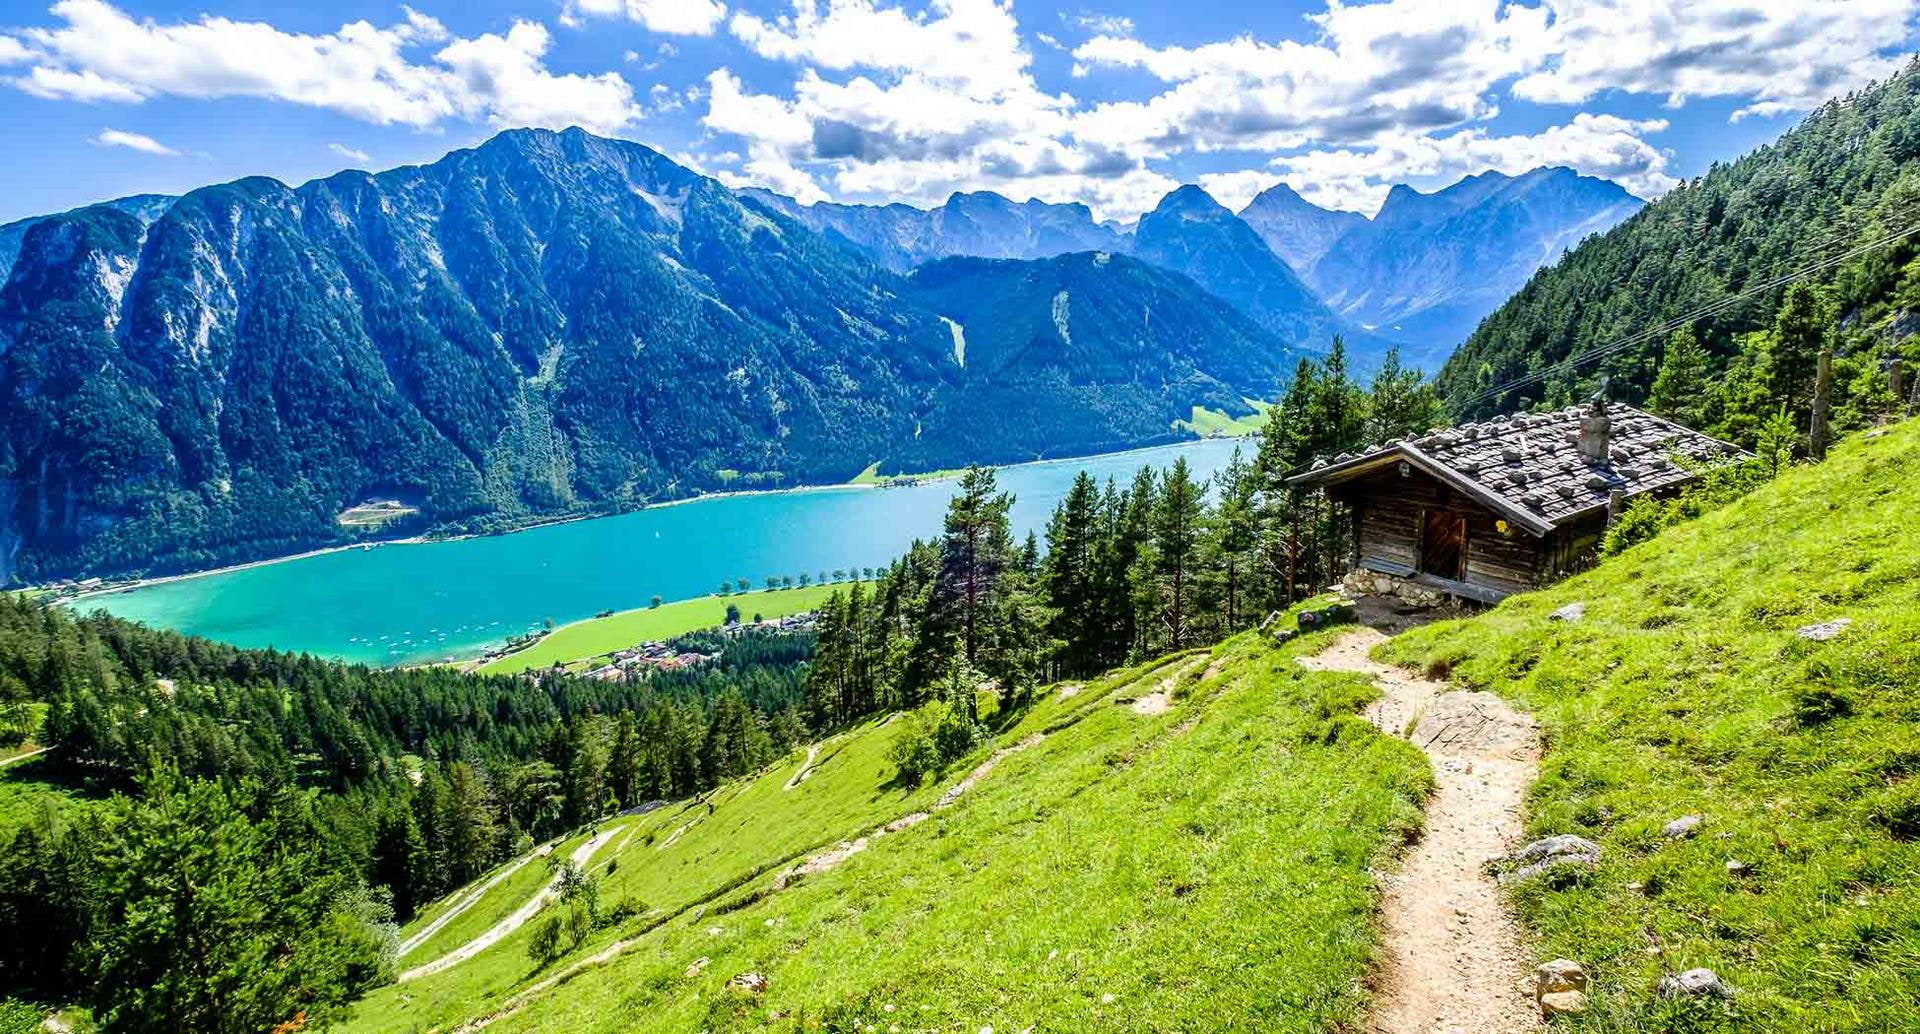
[1287, 400, 1744, 604]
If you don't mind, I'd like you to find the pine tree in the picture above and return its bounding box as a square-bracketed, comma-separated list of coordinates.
[1152, 458, 1206, 650]
[1649, 325, 1711, 424]
[607, 712, 640, 813]
[1207, 447, 1259, 631]
[1042, 471, 1103, 676]
[934, 467, 1016, 697]
[1766, 282, 1831, 418]
[1364, 347, 1440, 444]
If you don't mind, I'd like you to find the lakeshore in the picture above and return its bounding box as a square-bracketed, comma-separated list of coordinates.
[70, 438, 1251, 666]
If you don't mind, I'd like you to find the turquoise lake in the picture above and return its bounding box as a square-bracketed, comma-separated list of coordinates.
[79, 440, 1247, 666]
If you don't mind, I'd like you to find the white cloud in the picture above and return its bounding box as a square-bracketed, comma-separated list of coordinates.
[0, 35, 30, 64]
[1512, 0, 1916, 120]
[563, 0, 727, 35]
[1243, 114, 1678, 214]
[436, 22, 640, 134]
[329, 142, 371, 162]
[729, 0, 1037, 101]
[1071, 1, 1553, 156]
[5, 0, 639, 133]
[1067, 10, 1134, 37]
[706, 2, 1176, 219]
[92, 127, 179, 155]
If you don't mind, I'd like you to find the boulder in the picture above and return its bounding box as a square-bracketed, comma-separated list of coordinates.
[1548, 602, 1586, 623]
[1539, 990, 1590, 1018]
[1536, 959, 1589, 997]
[1796, 618, 1852, 641]
[726, 972, 769, 994]
[1494, 834, 1601, 883]
[1663, 814, 1702, 839]
[1658, 968, 1732, 999]
[1297, 600, 1357, 631]
[684, 956, 710, 978]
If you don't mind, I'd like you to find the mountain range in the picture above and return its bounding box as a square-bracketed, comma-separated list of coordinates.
[755, 167, 1641, 371]
[0, 123, 1647, 584]
[1438, 58, 1920, 418]
[1283, 168, 1643, 367]
[741, 188, 1126, 272]
[0, 128, 1299, 583]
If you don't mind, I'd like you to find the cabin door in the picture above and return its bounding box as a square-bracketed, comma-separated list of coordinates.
[1419, 510, 1467, 581]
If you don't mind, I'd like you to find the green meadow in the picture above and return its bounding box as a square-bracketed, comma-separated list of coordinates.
[1382, 417, 1920, 1031]
[1176, 399, 1272, 437]
[347, 616, 1430, 1033]
[475, 585, 847, 674]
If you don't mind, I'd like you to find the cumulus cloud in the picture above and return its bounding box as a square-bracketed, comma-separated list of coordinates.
[329, 142, 372, 162]
[1067, 10, 1134, 37]
[92, 127, 179, 155]
[1071, 1, 1553, 156]
[706, 1, 1185, 218]
[729, 0, 1038, 100]
[1221, 113, 1678, 214]
[5, 0, 640, 133]
[1512, 0, 1915, 121]
[563, 0, 727, 35]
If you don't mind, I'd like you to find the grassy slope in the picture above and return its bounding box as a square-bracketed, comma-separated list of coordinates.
[475, 585, 847, 674]
[1382, 418, 1920, 1032]
[848, 462, 967, 486]
[347, 625, 1430, 1033]
[1177, 399, 1272, 437]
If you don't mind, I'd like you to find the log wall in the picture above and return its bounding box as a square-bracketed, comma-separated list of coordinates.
[1335, 466, 1547, 596]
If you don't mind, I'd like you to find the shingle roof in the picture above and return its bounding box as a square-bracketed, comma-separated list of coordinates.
[1287, 402, 1746, 536]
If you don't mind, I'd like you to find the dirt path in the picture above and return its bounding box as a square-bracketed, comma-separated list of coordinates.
[1298, 628, 1541, 1033]
[782, 742, 822, 790]
[399, 853, 538, 958]
[400, 824, 626, 982]
[0, 746, 49, 769]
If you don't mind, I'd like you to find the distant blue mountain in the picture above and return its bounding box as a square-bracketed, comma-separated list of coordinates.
[0, 130, 1303, 582]
[1245, 168, 1643, 370]
[742, 189, 1126, 272]
[1237, 182, 1364, 273]
[0, 193, 175, 282]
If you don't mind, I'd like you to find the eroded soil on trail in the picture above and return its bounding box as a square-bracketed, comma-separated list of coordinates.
[1299, 627, 1541, 1034]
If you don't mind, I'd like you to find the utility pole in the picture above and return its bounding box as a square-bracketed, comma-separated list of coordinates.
[1809, 347, 1833, 461]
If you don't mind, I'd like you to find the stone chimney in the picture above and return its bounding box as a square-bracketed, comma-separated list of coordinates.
[1577, 397, 1612, 463]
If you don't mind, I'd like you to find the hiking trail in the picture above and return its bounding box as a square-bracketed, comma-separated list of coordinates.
[400, 824, 626, 982]
[1298, 627, 1541, 1033]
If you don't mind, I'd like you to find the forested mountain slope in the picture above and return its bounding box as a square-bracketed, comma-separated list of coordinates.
[0, 128, 958, 584]
[1384, 416, 1920, 1031]
[1130, 184, 1349, 353]
[0, 130, 1305, 586]
[0, 194, 175, 284]
[898, 251, 1297, 462]
[1438, 61, 1920, 422]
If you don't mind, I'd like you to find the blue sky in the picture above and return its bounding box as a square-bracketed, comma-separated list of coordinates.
[0, 0, 1914, 224]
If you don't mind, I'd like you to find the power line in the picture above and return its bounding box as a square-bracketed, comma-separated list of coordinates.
[1456, 217, 1920, 411]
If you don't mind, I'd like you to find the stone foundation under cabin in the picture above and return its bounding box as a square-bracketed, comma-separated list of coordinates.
[1339, 567, 1452, 609]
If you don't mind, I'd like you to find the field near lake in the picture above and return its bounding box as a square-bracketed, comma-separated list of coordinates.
[476, 584, 848, 673]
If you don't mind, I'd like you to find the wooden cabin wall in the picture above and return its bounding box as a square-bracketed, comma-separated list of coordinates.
[1462, 512, 1544, 594]
[1352, 497, 1420, 572]
[1333, 465, 1546, 594]
[1543, 513, 1608, 580]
